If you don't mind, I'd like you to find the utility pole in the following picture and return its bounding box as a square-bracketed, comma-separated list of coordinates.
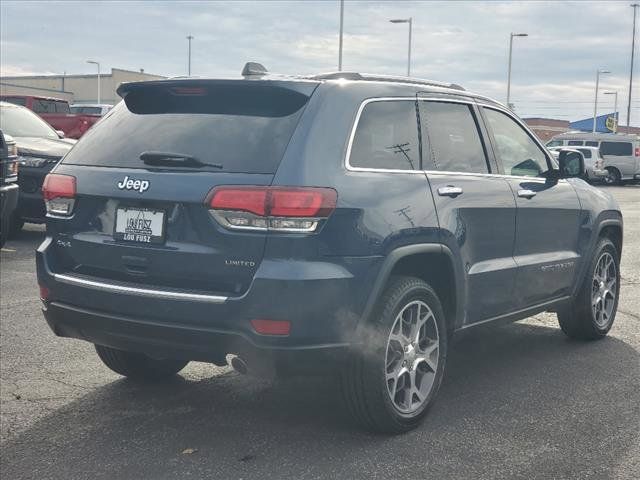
[187, 35, 194, 76]
[627, 4, 639, 128]
[338, 0, 344, 71]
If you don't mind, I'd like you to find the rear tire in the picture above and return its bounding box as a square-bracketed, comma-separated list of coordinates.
[9, 215, 24, 238]
[341, 276, 447, 433]
[603, 167, 621, 186]
[557, 238, 620, 340]
[95, 345, 189, 381]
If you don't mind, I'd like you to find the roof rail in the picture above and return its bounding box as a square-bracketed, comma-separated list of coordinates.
[308, 72, 465, 91]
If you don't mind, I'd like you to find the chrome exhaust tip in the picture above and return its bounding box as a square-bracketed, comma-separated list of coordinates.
[230, 356, 248, 375]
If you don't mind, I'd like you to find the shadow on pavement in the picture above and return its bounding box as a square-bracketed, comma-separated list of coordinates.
[2, 322, 639, 479]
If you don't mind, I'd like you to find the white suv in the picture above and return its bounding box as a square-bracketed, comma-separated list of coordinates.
[548, 146, 606, 182]
[546, 132, 640, 184]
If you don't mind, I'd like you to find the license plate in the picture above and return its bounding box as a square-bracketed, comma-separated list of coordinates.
[114, 207, 165, 244]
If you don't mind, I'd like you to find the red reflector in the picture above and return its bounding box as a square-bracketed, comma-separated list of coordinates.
[250, 319, 291, 336]
[42, 174, 76, 201]
[39, 285, 50, 300]
[208, 186, 337, 218]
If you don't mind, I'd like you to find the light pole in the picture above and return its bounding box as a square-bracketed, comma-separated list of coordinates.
[186, 35, 194, 76]
[506, 32, 528, 110]
[627, 4, 639, 129]
[338, 0, 344, 71]
[390, 18, 412, 77]
[593, 69, 611, 133]
[604, 91, 619, 133]
[86, 60, 100, 104]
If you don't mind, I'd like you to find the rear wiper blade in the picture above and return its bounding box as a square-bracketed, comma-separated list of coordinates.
[140, 151, 223, 169]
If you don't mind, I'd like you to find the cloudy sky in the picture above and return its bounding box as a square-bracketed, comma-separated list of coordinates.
[1, 1, 638, 125]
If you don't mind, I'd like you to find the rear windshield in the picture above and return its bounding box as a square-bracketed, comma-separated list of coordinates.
[61, 82, 314, 174]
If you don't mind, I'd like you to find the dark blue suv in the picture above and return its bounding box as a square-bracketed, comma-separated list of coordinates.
[36, 65, 623, 433]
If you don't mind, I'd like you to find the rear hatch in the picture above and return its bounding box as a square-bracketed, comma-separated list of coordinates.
[47, 79, 318, 296]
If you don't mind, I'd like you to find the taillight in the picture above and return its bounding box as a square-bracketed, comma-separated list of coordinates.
[42, 173, 76, 216]
[636, 147, 640, 157]
[208, 186, 337, 233]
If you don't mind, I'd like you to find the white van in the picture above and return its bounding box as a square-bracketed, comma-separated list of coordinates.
[546, 132, 640, 184]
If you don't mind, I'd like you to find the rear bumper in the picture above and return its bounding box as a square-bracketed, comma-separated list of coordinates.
[37, 237, 378, 369]
[43, 301, 349, 374]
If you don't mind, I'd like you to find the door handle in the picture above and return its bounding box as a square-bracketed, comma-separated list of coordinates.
[437, 186, 463, 197]
[517, 189, 537, 199]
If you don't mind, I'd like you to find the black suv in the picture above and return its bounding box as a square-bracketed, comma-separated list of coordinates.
[36, 65, 623, 433]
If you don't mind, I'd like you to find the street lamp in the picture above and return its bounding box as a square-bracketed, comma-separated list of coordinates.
[338, 0, 344, 71]
[86, 60, 100, 104]
[390, 18, 412, 77]
[186, 35, 194, 76]
[506, 32, 528, 109]
[593, 69, 611, 133]
[627, 4, 639, 128]
[604, 91, 619, 133]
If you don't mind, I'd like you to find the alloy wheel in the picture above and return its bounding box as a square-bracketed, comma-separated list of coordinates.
[592, 252, 617, 328]
[385, 300, 439, 414]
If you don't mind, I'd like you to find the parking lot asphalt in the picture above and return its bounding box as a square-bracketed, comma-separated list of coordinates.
[1, 185, 639, 480]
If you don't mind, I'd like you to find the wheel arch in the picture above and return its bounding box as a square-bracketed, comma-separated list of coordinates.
[360, 244, 465, 334]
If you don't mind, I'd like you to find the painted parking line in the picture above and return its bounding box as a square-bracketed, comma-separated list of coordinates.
[1, 248, 16, 252]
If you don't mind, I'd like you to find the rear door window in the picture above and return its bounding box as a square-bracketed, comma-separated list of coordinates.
[350, 100, 420, 170]
[600, 141, 632, 156]
[419, 101, 488, 173]
[62, 82, 315, 174]
[577, 148, 592, 158]
[585, 141, 599, 147]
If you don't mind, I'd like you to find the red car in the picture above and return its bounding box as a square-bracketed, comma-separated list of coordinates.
[0, 95, 101, 139]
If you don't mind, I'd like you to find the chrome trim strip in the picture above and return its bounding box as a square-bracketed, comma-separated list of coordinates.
[53, 273, 228, 303]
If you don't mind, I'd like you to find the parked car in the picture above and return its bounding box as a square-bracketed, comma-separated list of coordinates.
[36, 65, 622, 433]
[0, 95, 102, 139]
[0, 130, 19, 247]
[548, 146, 606, 181]
[0, 102, 75, 231]
[69, 104, 113, 116]
[546, 132, 640, 184]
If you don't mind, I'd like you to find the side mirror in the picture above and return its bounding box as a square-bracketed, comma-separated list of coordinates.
[56, 130, 65, 139]
[558, 150, 585, 178]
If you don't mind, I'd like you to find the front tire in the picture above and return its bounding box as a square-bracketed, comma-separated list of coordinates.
[557, 238, 620, 340]
[95, 345, 189, 381]
[342, 276, 448, 433]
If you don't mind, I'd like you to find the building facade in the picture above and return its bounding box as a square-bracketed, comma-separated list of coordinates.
[523, 118, 571, 142]
[0, 68, 165, 105]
